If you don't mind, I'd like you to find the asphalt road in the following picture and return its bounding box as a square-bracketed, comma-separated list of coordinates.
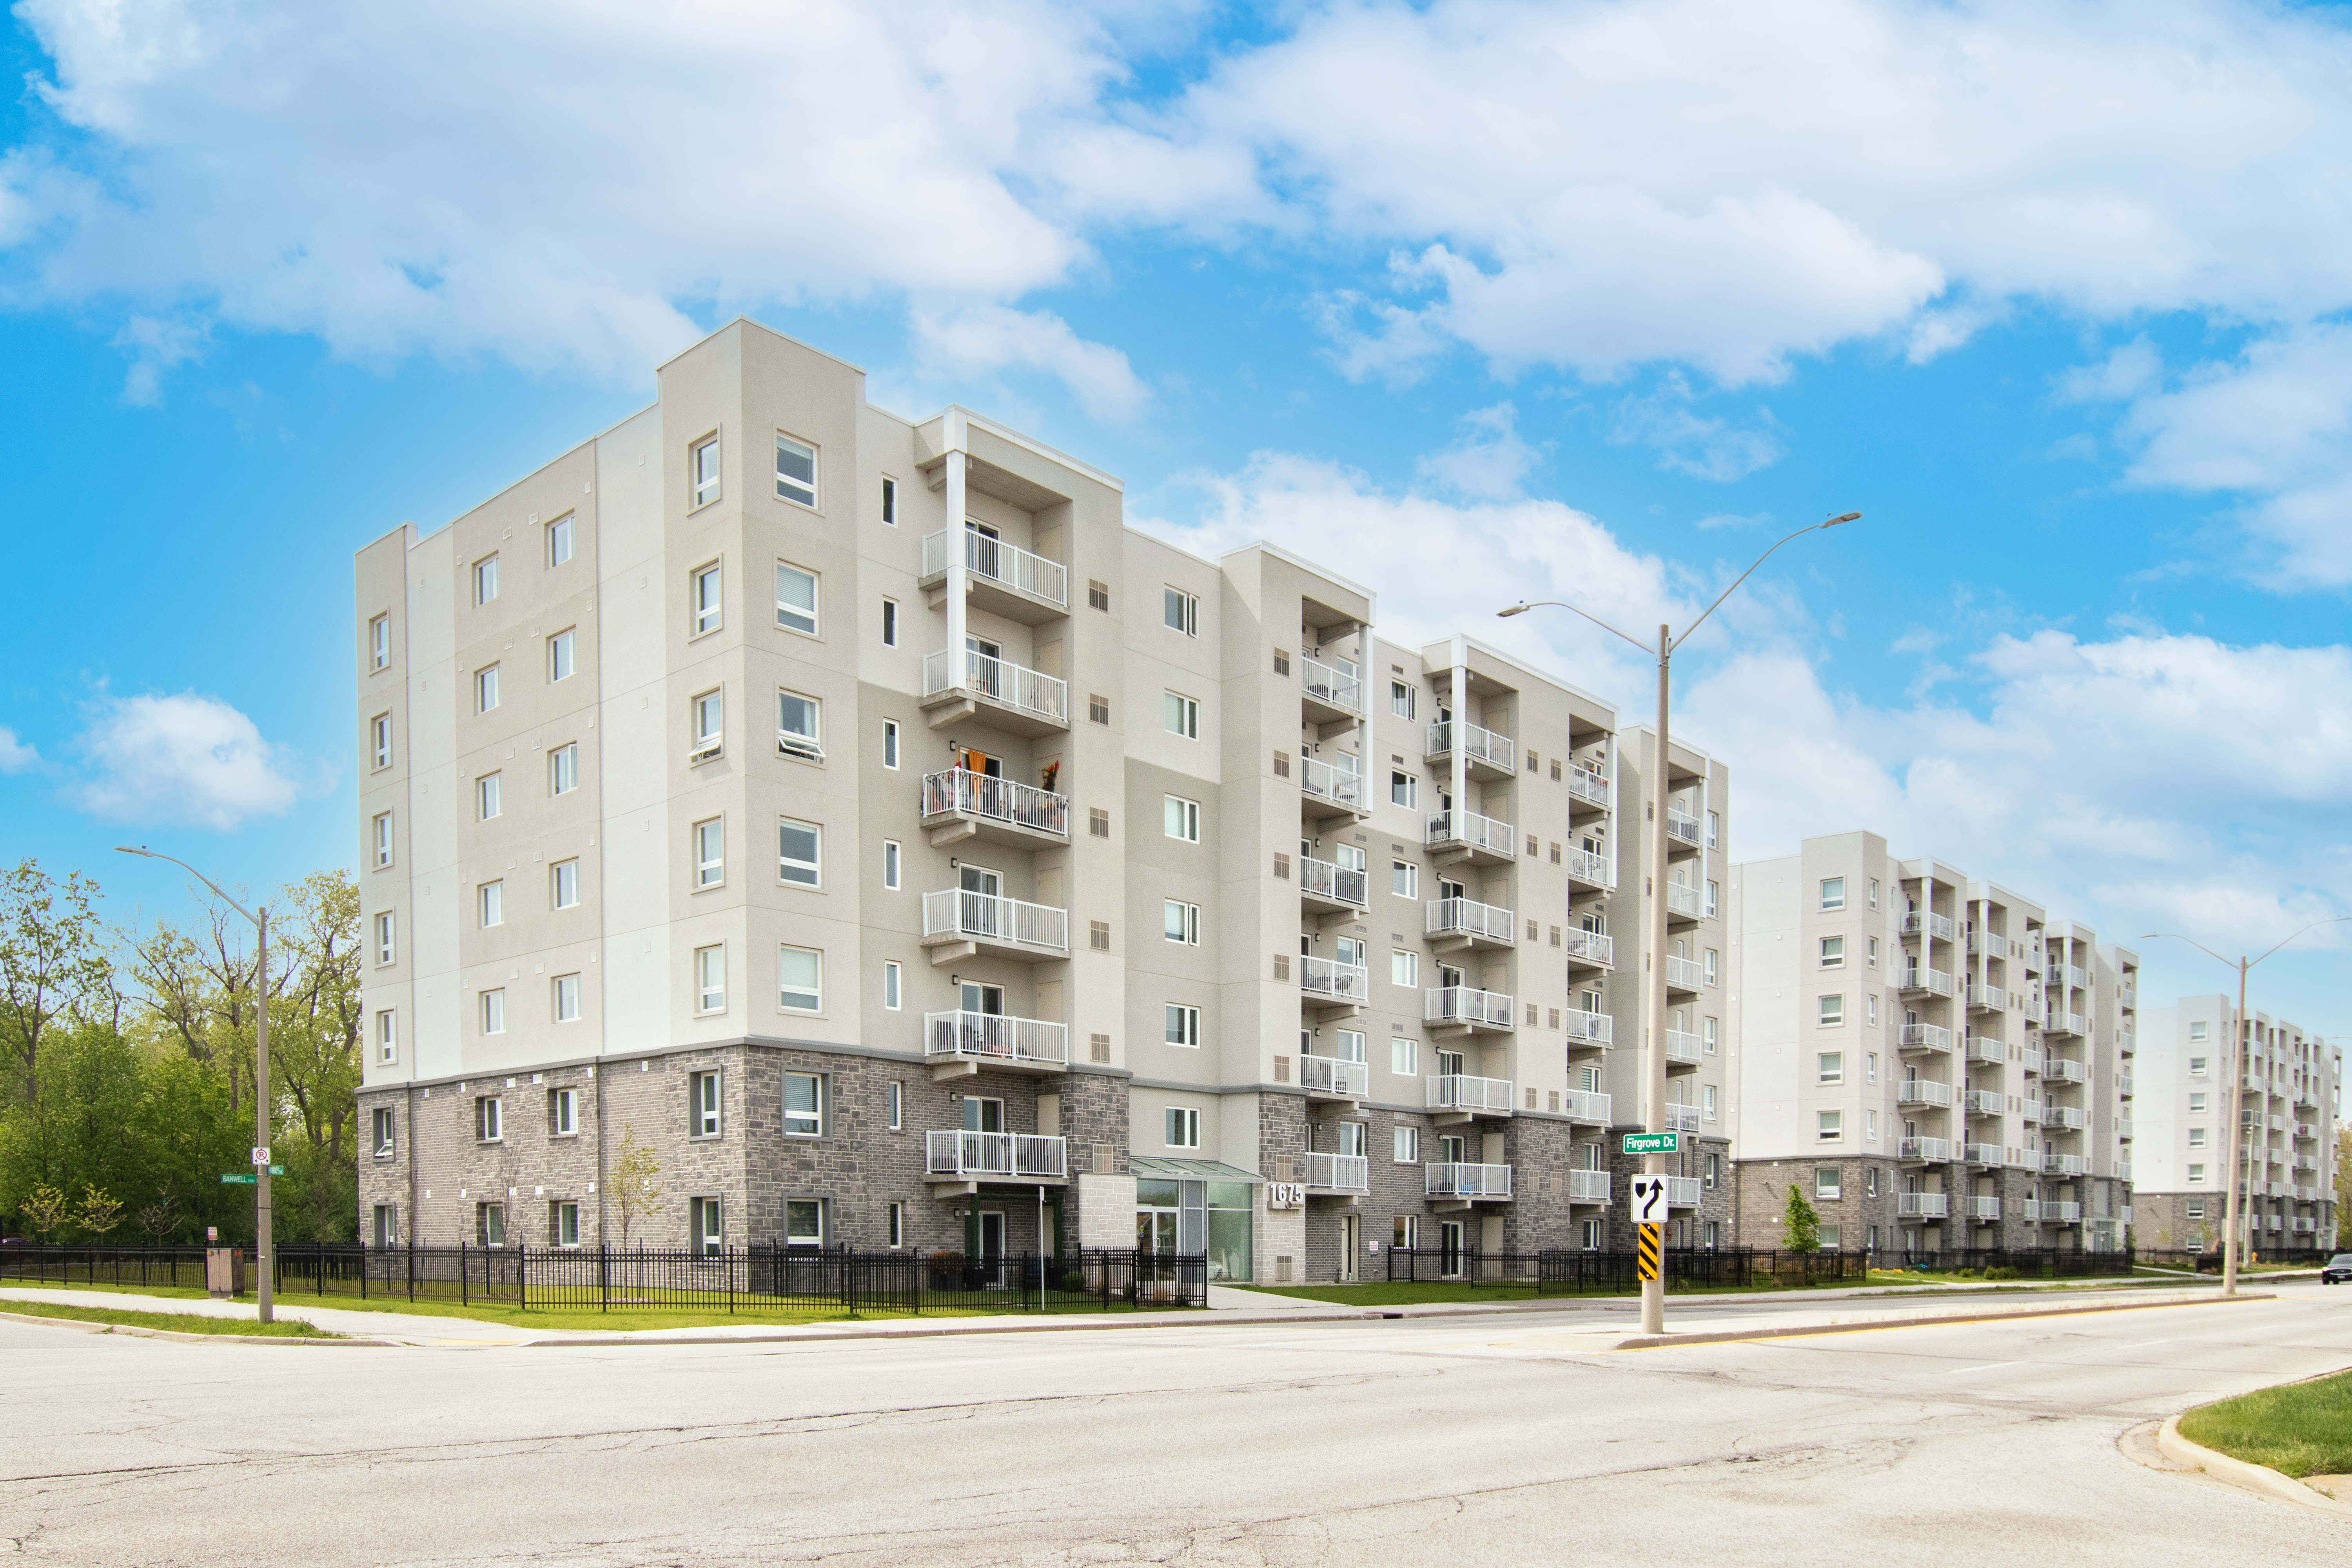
[4, 1281, 2348, 1566]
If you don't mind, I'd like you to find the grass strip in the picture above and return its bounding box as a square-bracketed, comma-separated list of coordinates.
[2179, 1370, 2352, 1479]
[1, 1301, 343, 1338]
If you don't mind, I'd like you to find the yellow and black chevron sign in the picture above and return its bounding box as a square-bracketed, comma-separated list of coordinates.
[1636, 1223, 1662, 1282]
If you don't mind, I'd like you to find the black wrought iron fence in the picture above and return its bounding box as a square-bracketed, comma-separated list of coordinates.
[2136, 1246, 2338, 1272]
[1865, 1247, 2138, 1278]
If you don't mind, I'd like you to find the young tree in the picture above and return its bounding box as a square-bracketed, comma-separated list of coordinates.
[21, 1183, 70, 1241]
[78, 1183, 123, 1238]
[269, 872, 362, 1242]
[0, 860, 115, 1107]
[610, 1126, 663, 1246]
[1784, 1183, 1821, 1254]
[134, 1192, 179, 1243]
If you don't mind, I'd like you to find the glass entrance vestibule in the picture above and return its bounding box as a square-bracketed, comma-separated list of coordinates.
[1131, 1158, 1260, 1281]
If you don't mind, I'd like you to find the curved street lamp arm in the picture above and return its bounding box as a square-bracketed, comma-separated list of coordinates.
[114, 846, 260, 929]
[1496, 599, 1654, 657]
[1671, 512, 1860, 654]
[2139, 931, 2237, 971]
[2249, 912, 2352, 971]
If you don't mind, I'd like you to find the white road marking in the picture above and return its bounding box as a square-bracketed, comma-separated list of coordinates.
[1946, 1361, 2024, 1374]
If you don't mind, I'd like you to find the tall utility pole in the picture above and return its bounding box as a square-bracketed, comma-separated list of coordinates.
[1502, 510, 1858, 1338]
[2144, 913, 2351, 1299]
[116, 847, 276, 1323]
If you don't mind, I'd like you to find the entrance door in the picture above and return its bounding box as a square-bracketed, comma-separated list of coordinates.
[965, 519, 1002, 581]
[960, 982, 1004, 1015]
[962, 1096, 1004, 1133]
[1438, 963, 1465, 990]
[1437, 1220, 1465, 1278]
[1338, 1214, 1360, 1283]
[960, 864, 1002, 938]
[976, 1210, 1006, 1289]
[965, 633, 1004, 697]
[1436, 1048, 1465, 1079]
[1438, 877, 1466, 902]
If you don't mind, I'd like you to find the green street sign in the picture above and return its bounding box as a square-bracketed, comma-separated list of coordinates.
[221, 1174, 256, 1185]
[1621, 1132, 1681, 1155]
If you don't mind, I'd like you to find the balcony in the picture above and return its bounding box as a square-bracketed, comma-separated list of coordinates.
[1663, 880, 1703, 920]
[2043, 1200, 2083, 1222]
[921, 890, 1069, 962]
[1300, 1054, 1370, 1100]
[1564, 927, 1614, 969]
[2297, 1153, 2320, 1172]
[1298, 755, 1367, 819]
[1901, 967, 1956, 997]
[1426, 985, 1514, 1034]
[1902, 910, 1958, 942]
[1967, 931, 2011, 959]
[1965, 1034, 2006, 1065]
[2118, 1072, 2134, 1098]
[2045, 1010, 2089, 1037]
[1428, 809, 1517, 865]
[2022, 1045, 2045, 1074]
[2023, 1199, 2041, 1222]
[1426, 896, 1514, 949]
[1967, 983, 2007, 1012]
[1665, 1176, 1702, 1208]
[2045, 1105, 2086, 1131]
[2118, 1028, 2135, 1056]
[2044, 1057, 2087, 1085]
[1304, 1151, 1369, 1193]
[1665, 1103, 1702, 1133]
[2119, 978, 2137, 1008]
[1300, 956, 1371, 1009]
[920, 526, 1067, 621]
[921, 648, 1068, 736]
[1299, 653, 1366, 726]
[1665, 955, 1704, 993]
[1426, 1162, 1514, 1201]
[1564, 1008, 1614, 1047]
[1963, 1089, 2005, 1116]
[1664, 1029, 1704, 1065]
[2043, 1152, 2088, 1176]
[1898, 1079, 1953, 1107]
[1567, 1169, 1612, 1204]
[1427, 1074, 1514, 1117]
[1299, 855, 1370, 913]
[1665, 808, 1704, 848]
[924, 1131, 1067, 1184]
[1565, 766, 1612, 813]
[1961, 1141, 2005, 1165]
[1896, 1192, 1949, 1218]
[2119, 1118, 2135, 1141]
[1425, 719, 1515, 780]
[2056, 964, 2090, 991]
[1899, 1136, 1953, 1162]
[2022, 1100, 2043, 1124]
[1562, 1089, 1613, 1124]
[923, 1011, 1069, 1074]
[1900, 1023, 1955, 1055]
[920, 768, 1069, 849]
[1964, 1196, 2002, 1220]
[2296, 1122, 2320, 1141]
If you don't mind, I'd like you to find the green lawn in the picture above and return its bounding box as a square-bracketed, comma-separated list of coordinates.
[0, 1300, 342, 1338]
[2179, 1370, 2352, 1479]
[1244, 1276, 1865, 1307]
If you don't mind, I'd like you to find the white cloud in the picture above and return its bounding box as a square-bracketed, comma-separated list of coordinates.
[69, 693, 307, 831]
[908, 301, 1148, 423]
[1415, 402, 1543, 499]
[0, 728, 39, 773]
[1607, 374, 1782, 482]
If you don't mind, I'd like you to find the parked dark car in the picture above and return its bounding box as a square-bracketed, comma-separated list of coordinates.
[2323, 1254, 2352, 1285]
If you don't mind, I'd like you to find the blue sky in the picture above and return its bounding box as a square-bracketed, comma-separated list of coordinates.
[3, 0, 2350, 1028]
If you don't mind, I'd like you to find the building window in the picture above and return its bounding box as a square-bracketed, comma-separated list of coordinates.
[1165, 1107, 1200, 1148]
[1867, 877, 1880, 909]
[2188, 1163, 2205, 1183]
[1394, 1126, 1421, 1163]
[775, 432, 817, 508]
[882, 719, 900, 769]
[477, 1203, 506, 1247]
[1391, 860, 1418, 898]
[887, 1201, 904, 1247]
[550, 1201, 580, 1247]
[373, 811, 394, 868]
[692, 1070, 722, 1136]
[374, 1010, 396, 1064]
[2188, 1127, 2206, 1147]
[552, 858, 580, 909]
[777, 818, 820, 887]
[1088, 693, 1111, 725]
[2185, 1200, 2205, 1220]
[472, 554, 499, 605]
[1820, 936, 1845, 969]
[886, 1080, 903, 1131]
[1867, 936, 1880, 969]
[1162, 793, 1203, 842]
[1818, 994, 1844, 1026]
[683, 817, 723, 889]
[1816, 1167, 1841, 1201]
[1866, 1051, 1878, 1083]
[370, 713, 393, 770]
[550, 742, 578, 795]
[775, 562, 819, 635]
[371, 1205, 399, 1247]
[1706, 879, 1719, 917]
[476, 771, 502, 820]
[882, 839, 901, 891]
[1392, 950, 1419, 987]
[1163, 900, 1201, 945]
[1707, 810, 1720, 849]
[2188, 1091, 2206, 1112]
[1817, 1110, 1842, 1142]
[474, 664, 501, 713]
[778, 1198, 822, 1249]
[373, 911, 395, 966]
[547, 513, 574, 566]
[2189, 1021, 2209, 1043]
[1390, 771, 1418, 808]
[882, 959, 902, 1011]
[881, 597, 898, 647]
[1818, 1051, 1843, 1084]
[478, 880, 504, 928]
[687, 434, 722, 510]
[686, 690, 723, 760]
[691, 1196, 723, 1256]
[1090, 808, 1111, 838]
[694, 945, 726, 1013]
[1867, 994, 1878, 1025]
[368, 613, 390, 670]
[1391, 1037, 1417, 1075]
[1703, 1084, 1718, 1121]
[1390, 681, 1415, 719]
[690, 562, 723, 637]
[777, 690, 822, 760]
[553, 973, 581, 1022]
[1163, 691, 1199, 738]
[1704, 948, 1719, 985]
[1163, 586, 1198, 635]
[783, 1072, 823, 1136]
[1865, 1109, 1879, 1140]
[371, 1107, 396, 1158]
[2189, 1055, 2207, 1075]
[778, 946, 822, 1013]
[547, 627, 576, 681]
[1819, 877, 1846, 911]
[1165, 1004, 1201, 1047]
[1088, 579, 1110, 612]
[476, 1095, 503, 1142]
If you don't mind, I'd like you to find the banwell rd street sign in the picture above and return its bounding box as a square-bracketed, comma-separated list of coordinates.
[1628, 1174, 1669, 1224]
[1621, 1131, 1680, 1156]
[221, 1168, 283, 1184]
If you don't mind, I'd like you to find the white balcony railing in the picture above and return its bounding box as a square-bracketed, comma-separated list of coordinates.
[1299, 755, 1365, 812]
[925, 1130, 1066, 1179]
[1300, 653, 1366, 716]
[1426, 897, 1513, 942]
[923, 526, 1067, 608]
[1964, 1196, 2002, 1220]
[922, 889, 1069, 954]
[1300, 956, 1371, 1004]
[1564, 1008, 1614, 1045]
[1563, 927, 1614, 967]
[1665, 955, 1704, 990]
[2043, 1152, 2088, 1176]
[1900, 1023, 1955, 1053]
[1898, 1079, 1953, 1107]
[1897, 1192, 1949, 1218]
[2046, 1105, 2085, 1130]
[922, 648, 1068, 727]
[1425, 986, 1514, 1029]
[2119, 1118, 2135, 1141]
[1666, 809, 1703, 846]
[2022, 1100, 2043, 1124]
[1562, 1089, 1613, 1123]
[1965, 1035, 2006, 1065]
[1665, 1103, 1701, 1132]
[1567, 1169, 1612, 1204]
[1665, 1176, 1702, 1207]
[1963, 1089, 2005, 1115]
[2045, 1010, 2089, 1036]
[1305, 1151, 1369, 1192]
[1663, 1029, 1704, 1064]
[1426, 719, 1515, 774]
[923, 1011, 1069, 1068]
[1664, 880, 1702, 917]
[921, 768, 1069, 838]
[1300, 855, 1370, 909]
[1300, 1054, 1370, 1098]
[1426, 1162, 1514, 1199]
[2045, 1057, 2087, 1084]
[2023, 1045, 2045, 1074]
[2024, 1199, 2042, 1222]
[1428, 809, 1516, 858]
[1566, 767, 1611, 810]
[2118, 1072, 2135, 1097]
[1961, 1142, 2005, 1165]
[1427, 1074, 1514, 1113]
[2043, 1200, 2083, 1221]
[1967, 983, 2007, 1011]
[1899, 1136, 1953, 1162]
[1967, 931, 2011, 958]
[1902, 967, 1956, 996]
[1903, 910, 1958, 942]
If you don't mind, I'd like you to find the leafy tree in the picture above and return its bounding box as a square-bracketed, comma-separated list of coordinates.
[20, 1183, 70, 1241]
[78, 1183, 122, 1237]
[0, 860, 115, 1107]
[611, 1126, 663, 1246]
[1784, 1183, 1821, 1254]
[268, 872, 362, 1243]
[2338, 1127, 2351, 1250]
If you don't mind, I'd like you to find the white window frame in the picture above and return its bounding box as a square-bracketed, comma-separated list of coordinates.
[1819, 935, 1844, 969]
[1163, 690, 1200, 739]
[1390, 771, 1417, 809]
[1163, 794, 1201, 842]
[1163, 899, 1200, 946]
[691, 561, 723, 638]
[552, 858, 580, 910]
[550, 742, 578, 795]
[887, 1200, 904, 1247]
[2187, 1127, 2206, 1147]
[1390, 681, 1415, 719]
[777, 688, 823, 762]
[547, 626, 576, 682]
[1817, 1110, 1842, 1142]
[552, 972, 581, 1023]
[1818, 993, 1844, 1026]
[552, 1201, 581, 1247]
[693, 817, 724, 889]
[691, 433, 721, 510]
[886, 1080, 904, 1131]
[1163, 586, 1199, 636]
[478, 879, 504, 928]
[546, 513, 574, 567]
[775, 431, 818, 508]
[477, 1096, 503, 1143]
[881, 596, 898, 647]
[475, 663, 501, 713]
[1818, 1051, 1844, 1084]
[1819, 877, 1845, 911]
[370, 713, 392, 770]
[691, 688, 723, 759]
[472, 553, 499, 606]
[883, 960, 901, 1011]
[1165, 1106, 1201, 1149]
[782, 1071, 823, 1137]
[882, 719, 900, 769]
[1391, 860, 1419, 898]
[373, 911, 395, 966]
[778, 946, 822, 1014]
[1392, 1038, 1417, 1076]
[777, 817, 821, 889]
[880, 475, 898, 527]
[372, 1105, 396, 1158]
[883, 839, 901, 891]
[2187, 1163, 2206, 1184]
[693, 1069, 723, 1137]
[1391, 950, 1419, 987]
[369, 613, 390, 670]
[480, 988, 506, 1036]
[1165, 1004, 1201, 1048]
[1394, 1125, 1421, 1163]
[374, 1009, 396, 1065]
[694, 945, 726, 1014]
[476, 771, 502, 821]
[775, 561, 819, 635]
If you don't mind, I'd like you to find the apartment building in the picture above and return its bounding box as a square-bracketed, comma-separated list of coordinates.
[354, 318, 1711, 1283]
[1727, 831, 2137, 1253]
[2133, 999, 2339, 1253]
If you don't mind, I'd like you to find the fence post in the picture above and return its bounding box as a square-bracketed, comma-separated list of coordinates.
[518, 1245, 527, 1312]
[728, 1246, 736, 1317]
[600, 1244, 608, 1314]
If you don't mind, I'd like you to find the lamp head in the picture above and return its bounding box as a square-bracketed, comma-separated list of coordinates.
[1824, 511, 1861, 526]
[114, 846, 152, 858]
[1496, 604, 1532, 618]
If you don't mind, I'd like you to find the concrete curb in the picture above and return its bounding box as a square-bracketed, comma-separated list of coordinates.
[2158, 1413, 2352, 1519]
[1610, 1289, 2272, 1351]
[0, 1307, 388, 1347]
[517, 1306, 1391, 1347]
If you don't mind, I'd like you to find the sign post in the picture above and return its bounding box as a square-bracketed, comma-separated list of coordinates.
[1629, 1175, 1668, 1285]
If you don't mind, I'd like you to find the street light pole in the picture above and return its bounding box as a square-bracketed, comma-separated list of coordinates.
[117, 846, 275, 1324]
[1503, 511, 1858, 1338]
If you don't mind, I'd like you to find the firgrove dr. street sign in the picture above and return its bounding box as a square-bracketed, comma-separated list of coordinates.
[1620, 1132, 1681, 1155]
